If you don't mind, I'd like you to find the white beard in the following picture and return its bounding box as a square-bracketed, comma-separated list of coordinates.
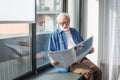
[60, 26, 70, 32]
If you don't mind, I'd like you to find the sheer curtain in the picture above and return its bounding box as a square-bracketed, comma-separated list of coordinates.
[99, 0, 120, 80]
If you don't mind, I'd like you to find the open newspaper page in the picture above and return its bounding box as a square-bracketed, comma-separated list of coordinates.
[48, 36, 93, 68]
[74, 36, 93, 61]
[48, 48, 77, 68]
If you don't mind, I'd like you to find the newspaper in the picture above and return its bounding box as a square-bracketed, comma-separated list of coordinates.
[48, 36, 93, 68]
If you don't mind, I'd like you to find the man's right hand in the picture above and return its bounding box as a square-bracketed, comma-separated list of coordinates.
[50, 61, 59, 66]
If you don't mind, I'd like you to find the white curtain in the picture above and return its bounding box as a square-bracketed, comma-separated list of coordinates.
[100, 0, 120, 80]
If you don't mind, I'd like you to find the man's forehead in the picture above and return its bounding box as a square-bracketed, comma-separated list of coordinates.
[59, 17, 68, 21]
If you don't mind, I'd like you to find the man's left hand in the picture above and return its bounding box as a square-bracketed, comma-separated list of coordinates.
[88, 47, 94, 54]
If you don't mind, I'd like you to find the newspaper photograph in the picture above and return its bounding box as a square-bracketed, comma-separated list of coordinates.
[48, 36, 93, 68]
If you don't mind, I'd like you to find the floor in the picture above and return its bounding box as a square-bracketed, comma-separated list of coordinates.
[26, 67, 84, 80]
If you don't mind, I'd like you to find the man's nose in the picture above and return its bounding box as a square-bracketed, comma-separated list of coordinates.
[62, 24, 67, 27]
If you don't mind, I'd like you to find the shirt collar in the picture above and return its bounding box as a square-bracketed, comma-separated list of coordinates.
[57, 28, 63, 33]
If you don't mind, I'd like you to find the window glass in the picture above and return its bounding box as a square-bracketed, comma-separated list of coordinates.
[36, 0, 63, 67]
[0, 24, 32, 80]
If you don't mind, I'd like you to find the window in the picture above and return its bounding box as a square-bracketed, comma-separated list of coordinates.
[0, 24, 32, 80]
[36, 0, 63, 68]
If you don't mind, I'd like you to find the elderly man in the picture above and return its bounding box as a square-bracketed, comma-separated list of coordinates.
[48, 12, 102, 80]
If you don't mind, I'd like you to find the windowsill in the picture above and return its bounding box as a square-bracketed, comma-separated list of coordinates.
[26, 66, 84, 80]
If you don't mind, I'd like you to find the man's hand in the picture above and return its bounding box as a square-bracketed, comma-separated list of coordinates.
[88, 47, 94, 54]
[50, 60, 59, 66]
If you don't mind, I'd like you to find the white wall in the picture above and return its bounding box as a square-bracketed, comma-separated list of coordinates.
[68, 0, 80, 30]
[0, 0, 35, 22]
[81, 0, 99, 65]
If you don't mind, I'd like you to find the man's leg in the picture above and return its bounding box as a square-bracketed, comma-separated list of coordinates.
[81, 58, 102, 80]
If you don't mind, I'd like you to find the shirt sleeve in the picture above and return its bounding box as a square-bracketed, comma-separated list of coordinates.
[77, 29, 83, 41]
[48, 33, 57, 52]
[48, 33, 57, 62]
[71, 28, 84, 44]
